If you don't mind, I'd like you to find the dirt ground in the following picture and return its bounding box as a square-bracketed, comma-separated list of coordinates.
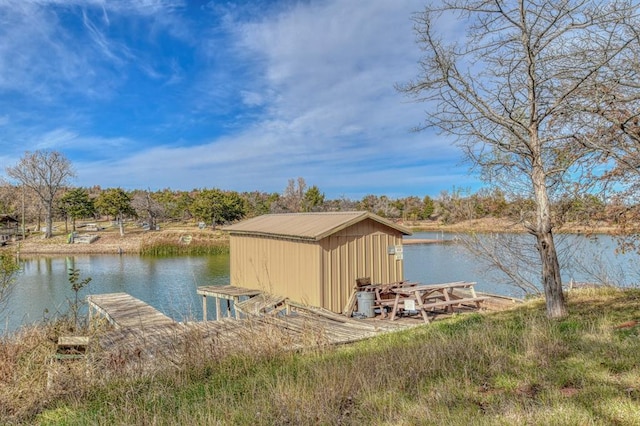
[12, 229, 146, 255]
[5, 222, 223, 255]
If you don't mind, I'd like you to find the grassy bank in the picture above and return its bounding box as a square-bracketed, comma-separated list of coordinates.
[2, 287, 638, 425]
[139, 230, 229, 256]
[7, 225, 231, 256]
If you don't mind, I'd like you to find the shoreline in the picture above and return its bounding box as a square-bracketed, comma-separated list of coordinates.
[402, 238, 456, 245]
[1, 218, 623, 256]
[403, 217, 620, 235]
[4, 228, 228, 256]
[10, 238, 142, 256]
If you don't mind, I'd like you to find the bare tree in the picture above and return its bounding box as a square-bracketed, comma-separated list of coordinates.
[131, 190, 165, 231]
[565, 20, 640, 247]
[460, 232, 587, 297]
[272, 177, 307, 213]
[399, 1, 639, 318]
[6, 150, 75, 239]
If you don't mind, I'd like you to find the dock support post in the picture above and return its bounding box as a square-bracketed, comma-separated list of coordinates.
[202, 295, 207, 321]
[216, 297, 222, 321]
[233, 297, 240, 319]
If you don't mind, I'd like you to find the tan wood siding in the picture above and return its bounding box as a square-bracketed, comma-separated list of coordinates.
[229, 215, 406, 313]
[230, 235, 321, 306]
[319, 218, 404, 312]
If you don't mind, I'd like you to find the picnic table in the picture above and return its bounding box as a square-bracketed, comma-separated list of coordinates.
[375, 281, 487, 323]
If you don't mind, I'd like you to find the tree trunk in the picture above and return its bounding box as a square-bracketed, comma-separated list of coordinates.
[532, 158, 568, 319]
[535, 229, 567, 318]
[45, 202, 53, 239]
[118, 215, 125, 237]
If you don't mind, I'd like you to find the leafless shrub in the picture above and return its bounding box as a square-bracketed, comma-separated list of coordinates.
[459, 232, 591, 296]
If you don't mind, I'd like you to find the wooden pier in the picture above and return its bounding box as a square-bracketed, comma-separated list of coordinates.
[87, 290, 411, 366]
[87, 293, 176, 329]
[86, 285, 515, 369]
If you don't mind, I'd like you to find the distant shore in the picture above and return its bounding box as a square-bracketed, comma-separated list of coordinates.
[403, 217, 620, 235]
[2, 217, 621, 256]
[5, 227, 227, 256]
[402, 238, 457, 245]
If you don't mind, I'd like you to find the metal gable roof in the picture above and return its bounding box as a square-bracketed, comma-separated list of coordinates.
[223, 211, 412, 241]
[0, 214, 18, 224]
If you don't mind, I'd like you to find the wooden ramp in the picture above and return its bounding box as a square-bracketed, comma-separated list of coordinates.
[235, 293, 287, 315]
[196, 285, 262, 320]
[87, 293, 176, 329]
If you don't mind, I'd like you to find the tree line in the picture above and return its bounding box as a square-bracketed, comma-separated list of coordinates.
[0, 150, 628, 235]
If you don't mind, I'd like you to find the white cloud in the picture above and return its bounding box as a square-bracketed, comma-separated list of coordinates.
[71, 0, 468, 197]
[0, 0, 475, 198]
[234, 2, 433, 139]
[0, 0, 186, 101]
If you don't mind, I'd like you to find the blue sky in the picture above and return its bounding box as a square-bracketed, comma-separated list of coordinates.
[0, 0, 481, 200]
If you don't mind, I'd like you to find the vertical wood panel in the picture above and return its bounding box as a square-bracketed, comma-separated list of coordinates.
[231, 217, 406, 313]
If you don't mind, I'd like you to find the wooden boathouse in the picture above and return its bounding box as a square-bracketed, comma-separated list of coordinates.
[0, 214, 18, 245]
[223, 211, 412, 314]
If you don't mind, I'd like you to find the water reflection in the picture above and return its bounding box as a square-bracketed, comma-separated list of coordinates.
[404, 232, 639, 298]
[4, 254, 230, 333]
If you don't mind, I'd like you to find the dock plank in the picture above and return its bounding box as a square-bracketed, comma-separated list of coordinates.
[196, 285, 262, 299]
[89, 291, 413, 368]
[88, 287, 501, 370]
[88, 293, 176, 329]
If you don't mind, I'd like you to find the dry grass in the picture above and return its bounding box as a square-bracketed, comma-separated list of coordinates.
[1, 287, 637, 425]
[0, 317, 97, 423]
[139, 230, 228, 255]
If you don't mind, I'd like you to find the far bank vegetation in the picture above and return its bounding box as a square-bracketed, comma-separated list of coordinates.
[0, 178, 632, 239]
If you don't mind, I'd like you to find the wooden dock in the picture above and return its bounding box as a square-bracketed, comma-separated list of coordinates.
[87, 290, 411, 367]
[87, 293, 176, 329]
[86, 286, 516, 369]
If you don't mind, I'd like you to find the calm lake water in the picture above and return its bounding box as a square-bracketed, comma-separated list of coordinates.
[3, 232, 637, 333]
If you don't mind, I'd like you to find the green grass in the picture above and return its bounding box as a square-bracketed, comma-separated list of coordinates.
[4, 287, 640, 425]
[139, 241, 229, 256]
[139, 232, 229, 256]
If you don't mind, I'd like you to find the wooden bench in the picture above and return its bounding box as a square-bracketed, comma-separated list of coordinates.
[387, 282, 486, 323]
[54, 336, 90, 361]
[421, 296, 488, 310]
